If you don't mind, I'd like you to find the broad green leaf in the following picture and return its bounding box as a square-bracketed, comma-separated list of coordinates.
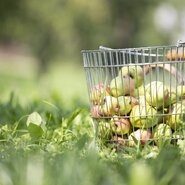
[26, 112, 46, 138]
[26, 112, 43, 127]
[28, 123, 44, 138]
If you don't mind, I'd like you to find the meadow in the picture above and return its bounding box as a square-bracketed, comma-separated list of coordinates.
[0, 55, 185, 185]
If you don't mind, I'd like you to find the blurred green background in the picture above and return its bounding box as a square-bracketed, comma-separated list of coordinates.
[0, 0, 185, 108]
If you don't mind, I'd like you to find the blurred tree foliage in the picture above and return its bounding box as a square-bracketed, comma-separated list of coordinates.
[0, 0, 174, 73]
[106, 0, 161, 48]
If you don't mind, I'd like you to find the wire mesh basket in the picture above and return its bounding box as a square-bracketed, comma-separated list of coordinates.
[82, 40, 185, 147]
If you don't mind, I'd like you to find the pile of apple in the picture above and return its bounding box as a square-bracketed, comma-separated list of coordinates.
[90, 65, 185, 147]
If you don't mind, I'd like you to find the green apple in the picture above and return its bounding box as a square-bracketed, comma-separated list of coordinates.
[172, 130, 184, 140]
[128, 129, 152, 146]
[132, 85, 145, 97]
[110, 75, 135, 97]
[172, 130, 184, 144]
[145, 81, 169, 108]
[90, 83, 110, 105]
[164, 87, 178, 107]
[101, 96, 117, 116]
[90, 105, 104, 118]
[153, 123, 172, 146]
[177, 85, 185, 99]
[119, 65, 144, 87]
[129, 96, 139, 107]
[98, 120, 112, 139]
[167, 103, 185, 130]
[111, 116, 131, 135]
[181, 100, 185, 106]
[130, 104, 161, 128]
[113, 96, 138, 115]
[137, 96, 149, 106]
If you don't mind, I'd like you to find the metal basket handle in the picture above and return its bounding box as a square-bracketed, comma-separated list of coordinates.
[99, 46, 113, 51]
[99, 45, 184, 85]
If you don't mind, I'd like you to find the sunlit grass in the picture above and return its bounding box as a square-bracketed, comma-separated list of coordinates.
[41, 61, 89, 108]
[0, 56, 89, 109]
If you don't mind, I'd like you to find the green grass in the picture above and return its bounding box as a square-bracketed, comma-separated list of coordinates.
[0, 93, 184, 185]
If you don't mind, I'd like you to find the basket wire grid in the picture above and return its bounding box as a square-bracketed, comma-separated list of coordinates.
[82, 41, 185, 147]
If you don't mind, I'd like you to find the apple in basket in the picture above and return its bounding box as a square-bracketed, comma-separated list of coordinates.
[172, 130, 184, 144]
[153, 123, 172, 146]
[167, 103, 185, 130]
[90, 105, 103, 118]
[132, 85, 146, 97]
[166, 49, 185, 61]
[145, 81, 169, 108]
[129, 104, 162, 128]
[113, 96, 138, 116]
[164, 87, 178, 107]
[110, 116, 131, 135]
[101, 96, 118, 116]
[177, 85, 185, 99]
[110, 75, 135, 97]
[110, 135, 128, 146]
[128, 129, 152, 147]
[90, 83, 110, 105]
[90, 96, 117, 117]
[98, 120, 112, 139]
[137, 96, 149, 106]
[119, 65, 144, 88]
